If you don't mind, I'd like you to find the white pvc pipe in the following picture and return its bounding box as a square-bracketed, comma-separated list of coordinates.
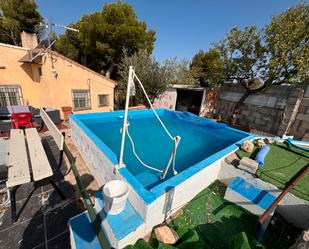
[118, 66, 134, 169]
[160, 136, 181, 179]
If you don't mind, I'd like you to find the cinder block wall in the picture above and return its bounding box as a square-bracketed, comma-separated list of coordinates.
[289, 87, 309, 139]
[215, 84, 309, 139]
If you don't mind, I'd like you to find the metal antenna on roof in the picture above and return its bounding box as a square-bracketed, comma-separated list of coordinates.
[36, 19, 79, 49]
[44, 19, 79, 48]
[51, 23, 79, 33]
[37, 19, 79, 77]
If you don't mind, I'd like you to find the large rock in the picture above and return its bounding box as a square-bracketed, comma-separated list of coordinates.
[225, 153, 240, 167]
[256, 139, 266, 148]
[264, 137, 276, 144]
[241, 140, 254, 152]
[154, 225, 179, 244]
[238, 157, 259, 174]
[304, 230, 309, 242]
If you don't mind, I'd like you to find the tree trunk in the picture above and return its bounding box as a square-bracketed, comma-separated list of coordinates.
[10, 28, 18, 46]
[229, 90, 250, 124]
[105, 63, 114, 79]
[228, 80, 273, 125]
[81, 55, 87, 66]
[228, 79, 251, 124]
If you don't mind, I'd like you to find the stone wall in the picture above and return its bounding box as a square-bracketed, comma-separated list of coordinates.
[215, 84, 309, 139]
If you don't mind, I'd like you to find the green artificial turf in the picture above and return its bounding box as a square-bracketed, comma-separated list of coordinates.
[236, 141, 309, 201]
[126, 181, 300, 249]
[229, 232, 251, 249]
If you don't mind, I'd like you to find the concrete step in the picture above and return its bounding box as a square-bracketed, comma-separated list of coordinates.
[219, 161, 309, 229]
[94, 191, 145, 248]
[68, 210, 102, 249]
[224, 177, 277, 216]
[68, 192, 145, 249]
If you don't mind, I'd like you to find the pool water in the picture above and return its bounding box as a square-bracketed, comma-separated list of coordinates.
[81, 111, 246, 189]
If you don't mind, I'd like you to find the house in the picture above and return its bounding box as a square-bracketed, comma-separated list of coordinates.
[0, 32, 115, 118]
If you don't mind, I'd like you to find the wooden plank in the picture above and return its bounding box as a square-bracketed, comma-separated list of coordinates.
[7, 129, 30, 187]
[0, 138, 9, 167]
[26, 128, 53, 181]
[40, 108, 64, 150]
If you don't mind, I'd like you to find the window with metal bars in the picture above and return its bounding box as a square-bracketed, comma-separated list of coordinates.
[72, 89, 91, 111]
[98, 94, 109, 107]
[0, 85, 23, 107]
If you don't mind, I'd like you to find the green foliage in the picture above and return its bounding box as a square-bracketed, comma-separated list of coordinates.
[229, 232, 251, 249]
[117, 49, 170, 108]
[117, 51, 197, 108]
[0, 0, 42, 45]
[163, 58, 197, 85]
[55, 29, 80, 61]
[54, 1, 156, 78]
[265, 3, 309, 84]
[192, 3, 308, 92]
[191, 48, 225, 87]
[215, 25, 267, 90]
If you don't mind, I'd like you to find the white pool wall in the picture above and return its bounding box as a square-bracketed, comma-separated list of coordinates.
[143, 158, 221, 232]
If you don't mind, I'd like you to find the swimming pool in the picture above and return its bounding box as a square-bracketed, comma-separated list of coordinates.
[80, 110, 246, 189]
[70, 109, 253, 238]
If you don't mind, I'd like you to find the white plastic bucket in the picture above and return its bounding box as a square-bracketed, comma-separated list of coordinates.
[102, 180, 129, 215]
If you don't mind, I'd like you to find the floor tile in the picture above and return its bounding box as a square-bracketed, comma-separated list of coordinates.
[47, 231, 70, 249]
[32, 243, 46, 249]
[45, 200, 82, 240]
[0, 215, 45, 249]
[15, 183, 42, 201]
[0, 195, 42, 230]
[42, 185, 78, 212]
[42, 174, 74, 193]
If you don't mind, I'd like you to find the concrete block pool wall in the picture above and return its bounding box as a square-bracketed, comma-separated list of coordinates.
[69, 109, 254, 244]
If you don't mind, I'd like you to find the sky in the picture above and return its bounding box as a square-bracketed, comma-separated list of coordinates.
[36, 0, 301, 62]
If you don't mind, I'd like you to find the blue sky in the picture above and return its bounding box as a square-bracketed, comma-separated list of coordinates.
[36, 0, 300, 62]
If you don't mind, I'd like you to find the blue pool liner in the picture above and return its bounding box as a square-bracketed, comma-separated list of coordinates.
[170, 111, 228, 128]
[255, 145, 270, 167]
[70, 109, 254, 204]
